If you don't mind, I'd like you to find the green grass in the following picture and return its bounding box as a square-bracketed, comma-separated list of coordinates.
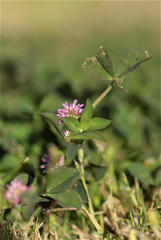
[1, 175, 160, 239]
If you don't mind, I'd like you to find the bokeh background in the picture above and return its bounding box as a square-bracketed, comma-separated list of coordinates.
[1, 1, 160, 177]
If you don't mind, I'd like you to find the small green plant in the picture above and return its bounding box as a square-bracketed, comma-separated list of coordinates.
[2, 46, 159, 240]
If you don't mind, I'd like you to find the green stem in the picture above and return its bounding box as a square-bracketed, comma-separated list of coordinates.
[78, 148, 94, 215]
[92, 84, 112, 109]
[80, 165, 94, 215]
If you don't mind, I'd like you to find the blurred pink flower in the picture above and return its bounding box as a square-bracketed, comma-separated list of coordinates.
[59, 155, 65, 167]
[54, 155, 65, 169]
[40, 153, 50, 173]
[5, 180, 31, 207]
[64, 130, 70, 137]
[57, 99, 84, 124]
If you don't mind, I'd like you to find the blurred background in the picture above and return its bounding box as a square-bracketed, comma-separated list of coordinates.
[0, 1, 160, 176]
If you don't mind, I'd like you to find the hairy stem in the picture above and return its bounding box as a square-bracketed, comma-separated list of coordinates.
[92, 84, 112, 109]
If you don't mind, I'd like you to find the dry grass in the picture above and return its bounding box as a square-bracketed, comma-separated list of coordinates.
[1, 179, 160, 240]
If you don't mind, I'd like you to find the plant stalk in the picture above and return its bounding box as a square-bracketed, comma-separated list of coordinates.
[81, 166, 94, 215]
[78, 148, 94, 215]
[82, 206, 102, 233]
[92, 84, 112, 109]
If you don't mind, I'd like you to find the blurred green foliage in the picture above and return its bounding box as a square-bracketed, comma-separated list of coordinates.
[0, 1, 160, 186]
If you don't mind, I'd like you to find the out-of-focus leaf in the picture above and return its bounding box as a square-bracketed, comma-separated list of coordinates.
[0, 154, 21, 172]
[87, 151, 103, 165]
[113, 105, 145, 148]
[21, 190, 39, 220]
[47, 189, 82, 210]
[21, 204, 35, 221]
[47, 166, 79, 193]
[89, 182, 101, 208]
[91, 164, 107, 181]
[21, 190, 39, 205]
[14, 174, 29, 185]
[127, 163, 154, 186]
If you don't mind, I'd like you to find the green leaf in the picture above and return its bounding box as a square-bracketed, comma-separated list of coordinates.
[21, 204, 35, 221]
[40, 112, 64, 147]
[69, 131, 105, 141]
[0, 154, 21, 172]
[21, 190, 39, 205]
[21, 190, 39, 220]
[91, 164, 107, 181]
[80, 120, 89, 131]
[66, 143, 80, 164]
[127, 163, 154, 186]
[47, 189, 82, 210]
[14, 174, 29, 185]
[81, 99, 93, 122]
[47, 166, 79, 193]
[116, 48, 151, 78]
[63, 117, 81, 132]
[88, 117, 111, 130]
[74, 180, 88, 204]
[82, 57, 111, 82]
[96, 45, 114, 77]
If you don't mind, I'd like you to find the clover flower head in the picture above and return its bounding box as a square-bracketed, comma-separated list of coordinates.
[57, 99, 84, 124]
[5, 180, 31, 207]
[40, 154, 50, 173]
